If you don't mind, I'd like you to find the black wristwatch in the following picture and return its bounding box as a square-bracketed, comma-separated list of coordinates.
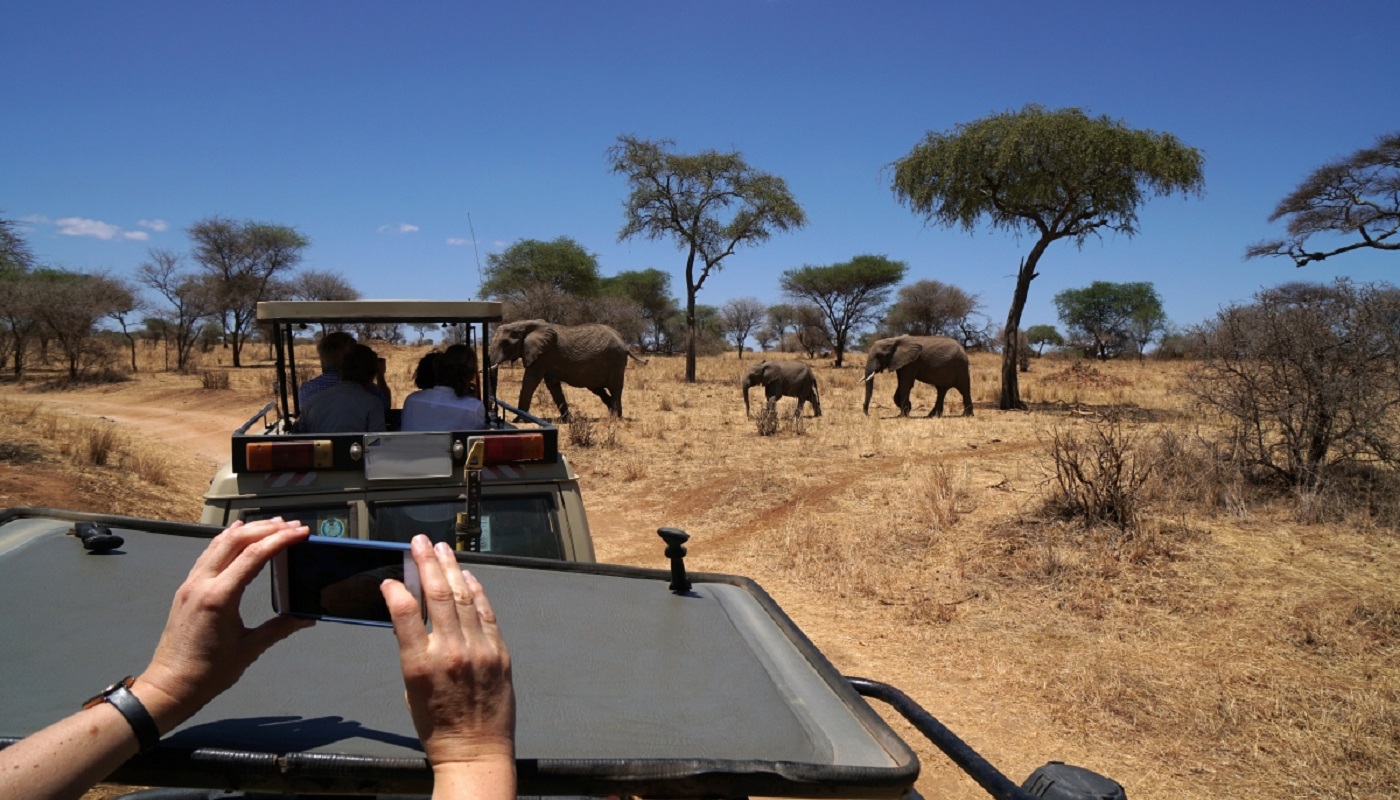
[82, 676, 161, 753]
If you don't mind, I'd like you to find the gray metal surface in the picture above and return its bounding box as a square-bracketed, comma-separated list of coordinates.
[0, 511, 917, 795]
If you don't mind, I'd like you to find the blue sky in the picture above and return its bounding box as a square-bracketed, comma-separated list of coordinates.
[4, 1, 1395, 335]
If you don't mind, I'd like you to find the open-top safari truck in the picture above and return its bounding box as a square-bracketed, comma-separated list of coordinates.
[200, 300, 596, 563]
[0, 506, 1125, 800]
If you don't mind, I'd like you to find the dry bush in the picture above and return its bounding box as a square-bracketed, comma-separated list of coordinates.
[201, 370, 231, 390]
[755, 408, 779, 436]
[124, 448, 172, 487]
[1041, 416, 1151, 530]
[567, 415, 618, 449]
[912, 463, 970, 529]
[80, 422, 120, 467]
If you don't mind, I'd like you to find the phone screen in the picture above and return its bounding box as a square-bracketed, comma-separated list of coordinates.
[272, 536, 420, 626]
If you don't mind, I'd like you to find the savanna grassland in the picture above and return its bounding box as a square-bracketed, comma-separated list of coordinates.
[3, 342, 1397, 800]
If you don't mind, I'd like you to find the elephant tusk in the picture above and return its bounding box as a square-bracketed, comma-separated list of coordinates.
[863, 373, 876, 383]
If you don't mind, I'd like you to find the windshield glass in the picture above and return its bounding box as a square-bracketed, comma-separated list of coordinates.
[369, 495, 562, 560]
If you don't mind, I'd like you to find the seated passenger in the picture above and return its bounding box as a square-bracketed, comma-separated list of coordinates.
[412, 350, 442, 391]
[401, 344, 487, 431]
[299, 331, 392, 410]
[298, 344, 387, 433]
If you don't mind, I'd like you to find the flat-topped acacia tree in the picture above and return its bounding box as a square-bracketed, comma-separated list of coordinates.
[890, 105, 1205, 410]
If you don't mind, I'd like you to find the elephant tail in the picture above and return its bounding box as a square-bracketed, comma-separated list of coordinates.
[628, 351, 649, 366]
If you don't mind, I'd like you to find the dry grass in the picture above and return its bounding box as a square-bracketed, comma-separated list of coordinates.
[3, 342, 1398, 800]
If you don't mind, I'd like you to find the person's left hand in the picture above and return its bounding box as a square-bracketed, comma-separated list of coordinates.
[134, 518, 313, 732]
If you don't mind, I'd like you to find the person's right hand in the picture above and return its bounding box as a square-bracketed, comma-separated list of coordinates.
[381, 536, 515, 781]
[136, 517, 313, 733]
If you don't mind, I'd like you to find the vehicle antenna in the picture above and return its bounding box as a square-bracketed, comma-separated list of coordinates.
[467, 213, 484, 293]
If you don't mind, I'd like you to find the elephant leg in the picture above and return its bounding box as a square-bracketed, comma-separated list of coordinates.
[810, 391, 822, 417]
[960, 385, 974, 416]
[929, 386, 948, 417]
[589, 387, 613, 413]
[543, 375, 571, 422]
[894, 372, 914, 416]
[517, 369, 543, 414]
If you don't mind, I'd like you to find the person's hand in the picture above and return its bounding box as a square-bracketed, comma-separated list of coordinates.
[381, 536, 515, 775]
[134, 518, 313, 733]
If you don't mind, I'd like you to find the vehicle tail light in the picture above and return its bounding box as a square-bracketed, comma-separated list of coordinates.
[476, 434, 545, 463]
[246, 440, 334, 471]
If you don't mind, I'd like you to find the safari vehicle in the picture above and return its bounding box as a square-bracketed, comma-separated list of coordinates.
[200, 300, 595, 562]
[0, 507, 1126, 800]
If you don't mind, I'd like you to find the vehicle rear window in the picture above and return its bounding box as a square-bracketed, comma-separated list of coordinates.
[369, 496, 562, 560]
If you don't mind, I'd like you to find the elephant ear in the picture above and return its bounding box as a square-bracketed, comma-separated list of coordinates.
[522, 325, 557, 367]
[891, 340, 924, 372]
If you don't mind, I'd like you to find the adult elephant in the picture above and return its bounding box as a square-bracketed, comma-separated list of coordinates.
[488, 320, 646, 421]
[743, 360, 821, 418]
[862, 335, 973, 417]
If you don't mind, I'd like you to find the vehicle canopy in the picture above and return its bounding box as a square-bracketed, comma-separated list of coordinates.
[257, 299, 504, 427]
[0, 508, 1121, 800]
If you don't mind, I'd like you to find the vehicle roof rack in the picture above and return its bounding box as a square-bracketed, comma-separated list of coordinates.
[257, 300, 503, 325]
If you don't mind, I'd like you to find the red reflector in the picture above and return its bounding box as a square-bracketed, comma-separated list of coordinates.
[480, 434, 544, 463]
[246, 440, 333, 471]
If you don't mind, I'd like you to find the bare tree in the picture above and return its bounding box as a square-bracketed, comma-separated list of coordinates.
[720, 297, 766, 359]
[293, 269, 360, 301]
[1188, 279, 1400, 488]
[137, 249, 215, 372]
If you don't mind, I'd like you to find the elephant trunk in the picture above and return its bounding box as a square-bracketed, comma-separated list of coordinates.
[862, 369, 876, 415]
[742, 378, 752, 417]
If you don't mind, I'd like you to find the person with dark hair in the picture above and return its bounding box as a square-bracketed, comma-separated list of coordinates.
[413, 350, 443, 390]
[0, 522, 517, 800]
[298, 331, 393, 410]
[299, 344, 387, 432]
[401, 344, 487, 431]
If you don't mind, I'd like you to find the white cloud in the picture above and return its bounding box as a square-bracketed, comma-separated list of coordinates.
[446, 237, 471, 246]
[19, 214, 50, 225]
[137, 219, 169, 232]
[55, 217, 122, 240]
[378, 223, 420, 234]
[123, 231, 149, 241]
[492, 240, 507, 248]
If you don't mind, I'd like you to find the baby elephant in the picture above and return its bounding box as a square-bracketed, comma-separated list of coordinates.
[743, 360, 821, 418]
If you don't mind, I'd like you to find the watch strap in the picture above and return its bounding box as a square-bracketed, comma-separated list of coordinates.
[86, 677, 161, 752]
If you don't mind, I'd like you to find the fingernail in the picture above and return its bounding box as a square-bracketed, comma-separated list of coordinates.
[435, 542, 451, 555]
[412, 534, 429, 549]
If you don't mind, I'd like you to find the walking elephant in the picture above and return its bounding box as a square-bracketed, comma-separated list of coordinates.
[743, 360, 821, 418]
[862, 335, 973, 417]
[488, 320, 646, 421]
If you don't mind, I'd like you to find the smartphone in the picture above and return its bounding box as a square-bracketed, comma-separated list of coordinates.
[271, 536, 423, 627]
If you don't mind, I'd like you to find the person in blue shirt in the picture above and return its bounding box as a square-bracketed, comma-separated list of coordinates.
[299, 344, 388, 433]
[401, 344, 487, 431]
[299, 331, 392, 411]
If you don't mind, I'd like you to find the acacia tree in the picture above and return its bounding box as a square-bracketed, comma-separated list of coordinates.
[780, 255, 906, 367]
[189, 217, 308, 367]
[609, 135, 806, 382]
[1053, 281, 1164, 360]
[293, 269, 360, 301]
[1025, 324, 1064, 355]
[28, 269, 131, 378]
[1247, 131, 1400, 267]
[483, 237, 601, 303]
[601, 268, 678, 351]
[766, 303, 798, 351]
[891, 104, 1204, 409]
[719, 297, 766, 359]
[1, 215, 35, 278]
